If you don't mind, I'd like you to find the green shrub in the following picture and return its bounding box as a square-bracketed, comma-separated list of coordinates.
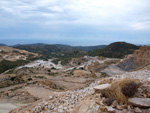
[48, 69, 51, 72]
[0, 60, 29, 74]
[10, 77, 16, 81]
[28, 78, 32, 81]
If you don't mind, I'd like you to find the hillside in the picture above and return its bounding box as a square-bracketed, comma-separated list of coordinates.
[10, 66, 150, 113]
[75, 45, 106, 51]
[0, 44, 150, 113]
[117, 46, 150, 71]
[14, 44, 86, 64]
[88, 42, 139, 58]
[0, 44, 7, 46]
[0, 46, 38, 61]
[14, 43, 107, 53]
[13, 43, 80, 53]
[0, 46, 38, 74]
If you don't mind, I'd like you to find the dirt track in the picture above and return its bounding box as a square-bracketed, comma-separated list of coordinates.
[0, 103, 19, 113]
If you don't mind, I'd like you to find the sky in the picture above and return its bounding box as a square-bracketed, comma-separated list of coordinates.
[0, 0, 150, 46]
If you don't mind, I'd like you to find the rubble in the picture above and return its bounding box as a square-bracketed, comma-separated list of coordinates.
[10, 68, 150, 113]
[6, 48, 150, 113]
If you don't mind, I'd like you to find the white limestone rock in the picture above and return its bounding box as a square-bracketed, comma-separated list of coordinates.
[94, 83, 111, 92]
[128, 98, 150, 108]
[105, 106, 115, 112]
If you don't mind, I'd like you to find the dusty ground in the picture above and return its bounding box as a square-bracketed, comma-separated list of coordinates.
[0, 46, 38, 61]
[0, 103, 26, 113]
[0, 57, 122, 113]
[102, 64, 125, 76]
[24, 86, 55, 99]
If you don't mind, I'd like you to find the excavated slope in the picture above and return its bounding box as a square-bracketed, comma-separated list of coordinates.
[117, 46, 150, 71]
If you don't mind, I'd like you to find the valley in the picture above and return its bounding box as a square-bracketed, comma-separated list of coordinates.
[1, 0, 150, 112]
[0, 42, 149, 113]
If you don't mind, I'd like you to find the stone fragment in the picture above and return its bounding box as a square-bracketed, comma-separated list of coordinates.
[104, 98, 116, 106]
[134, 107, 142, 113]
[24, 111, 30, 113]
[105, 106, 115, 112]
[122, 109, 127, 113]
[94, 84, 111, 93]
[148, 77, 150, 82]
[49, 96, 53, 100]
[115, 110, 122, 113]
[128, 98, 150, 108]
[58, 108, 64, 113]
[111, 100, 118, 108]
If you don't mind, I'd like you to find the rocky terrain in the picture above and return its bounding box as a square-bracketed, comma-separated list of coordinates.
[0, 45, 150, 113]
[10, 68, 150, 113]
[0, 54, 120, 113]
[0, 46, 38, 61]
[117, 46, 150, 71]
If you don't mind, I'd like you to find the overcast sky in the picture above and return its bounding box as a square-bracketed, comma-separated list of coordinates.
[0, 0, 150, 45]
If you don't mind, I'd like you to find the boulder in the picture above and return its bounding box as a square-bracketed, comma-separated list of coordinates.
[128, 98, 150, 108]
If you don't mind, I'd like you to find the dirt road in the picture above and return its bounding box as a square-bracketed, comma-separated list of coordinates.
[0, 103, 19, 113]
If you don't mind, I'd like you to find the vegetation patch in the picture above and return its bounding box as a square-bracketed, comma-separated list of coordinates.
[28, 78, 33, 81]
[5, 69, 14, 74]
[89, 42, 139, 58]
[101, 78, 140, 103]
[0, 60, 29, 74]
[15, 44, 87, 65]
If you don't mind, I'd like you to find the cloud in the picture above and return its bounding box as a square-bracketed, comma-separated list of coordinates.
[0, 0, 149, 23]
[0, 0, 150, 45]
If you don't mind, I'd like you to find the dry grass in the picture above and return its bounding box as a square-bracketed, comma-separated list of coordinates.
[40, 80, 54, 86]
[98, 78, 113, 85]
[102, 78, 140, 103]
[98, 56, 106, 60]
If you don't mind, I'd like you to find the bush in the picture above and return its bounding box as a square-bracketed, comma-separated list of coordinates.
[101, 78, 140, 103]
[6, 69, 14, 74]
[48, 69, 51, 72]
[0, 60, 29, 74]
[122, 82, 138, 97]
[28, 78, 32, 81]
[10, 77, 16, 81]
[101, 72, 108, 77]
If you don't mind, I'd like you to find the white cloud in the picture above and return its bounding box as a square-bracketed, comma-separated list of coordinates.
[0, 0, 150, 31]
[131, 22, 150, 30]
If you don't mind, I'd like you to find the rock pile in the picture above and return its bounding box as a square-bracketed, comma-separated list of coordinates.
[30, 82, 98, 113]
[72, 78, 150, 113]
[10, 69, 150, 113]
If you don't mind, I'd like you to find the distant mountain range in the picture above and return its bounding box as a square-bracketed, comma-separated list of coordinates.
[12, 43, 106, 53]
[13, 43, 80, 54]
[12, 43, 107, 51]
[0, 42, 147, 59]
[0, 43, 7, 46]
[13, 42, 140, 58]
[75, 45, 106, 51]
[13, 43, 86, 61]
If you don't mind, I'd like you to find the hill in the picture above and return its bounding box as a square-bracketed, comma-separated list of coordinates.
[13, 43, 107, 52]
[88, 42, 139, 58]
[75, 45, 106, 51]
[13, 43, 81, 54]
[0, 46, 38, 74]
[14, 43, 86, 64]
[0, 43, 7, 46]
